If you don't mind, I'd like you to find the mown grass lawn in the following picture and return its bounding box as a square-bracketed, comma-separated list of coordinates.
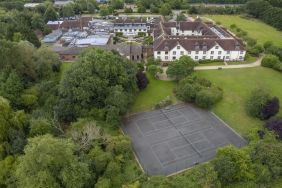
[130, 74, 177, 113]
[206, 15, 282, 47]
[196, 67, 282, 137]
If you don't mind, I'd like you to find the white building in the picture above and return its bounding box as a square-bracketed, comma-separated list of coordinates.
[113, 17, 150, 36]
[153, 20, 246, 62]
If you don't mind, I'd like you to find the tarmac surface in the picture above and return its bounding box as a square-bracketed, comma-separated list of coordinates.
[122, 103, 247, 176]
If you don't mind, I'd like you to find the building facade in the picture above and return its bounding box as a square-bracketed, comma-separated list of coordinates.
[153, 20, 246, 62]
[113, 17, 150, 36]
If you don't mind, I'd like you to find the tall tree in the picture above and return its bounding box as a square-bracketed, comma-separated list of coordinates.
[15, 135, 91, 188]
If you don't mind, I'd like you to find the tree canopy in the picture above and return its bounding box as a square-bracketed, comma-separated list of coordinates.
[56, 48, 138, 122]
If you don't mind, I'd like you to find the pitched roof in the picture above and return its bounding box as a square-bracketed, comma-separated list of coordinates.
[154, 38, 244, 51]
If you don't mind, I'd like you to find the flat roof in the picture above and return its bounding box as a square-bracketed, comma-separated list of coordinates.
[75, 35, 110, 46]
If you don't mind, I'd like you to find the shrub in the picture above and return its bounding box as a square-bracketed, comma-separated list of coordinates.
[251, 142, 282, 178]
[147, 65, 163, 78]
[260, 97, 280, 120]
[261, 54, 280, 68]
[195, 87, 223, 109]
[265, 117, 282, 140]
[155, 96, 172, 109]
[175, 76, 222, 109]
[213, 145, 255, 185]
[246, 88, 271, 118]
[136, 71, 148, 90]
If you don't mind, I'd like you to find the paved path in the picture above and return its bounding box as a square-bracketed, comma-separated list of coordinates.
[158, 56, 263, 80]
[194, 56, 263, 70]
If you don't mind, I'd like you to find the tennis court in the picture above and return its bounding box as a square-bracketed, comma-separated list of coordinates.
[122, 103, 247, 176]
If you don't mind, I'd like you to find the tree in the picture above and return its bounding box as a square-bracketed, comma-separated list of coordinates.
[159, 3, 171, 16]
[136, 71, 149, 90]
[0, 97, 27, 157]
[33, 46, 61, 79]
[166, 56, 197, 80]
[44, 6, 58, 22]
[29, 118, 53, 137]
[62, 4, 75, 18]
[31, 13, 45, 31]
[251, 142, 282, 178]
[246, 88, 271, 119]
[111, 0, 124, 9]
[261, 54, 281, 68]
[213, 145, 255, 185]
[15, 135, 91, 188]
[0, 71, 24, 108]
[172, 163, 221, 188]
[0, 156, 16, 187]
[176, 12, 187, 21]
[246, 0, 271, 18]
[56, 48, 137, 122]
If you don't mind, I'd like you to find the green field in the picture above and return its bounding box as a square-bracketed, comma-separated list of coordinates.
[206, 15, 282, 47]
[130, 74, 177, 113]
[196, 67, 282, 136]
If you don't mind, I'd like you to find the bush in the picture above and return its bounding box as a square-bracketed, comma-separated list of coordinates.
[175, 76, 223, 109]
[147, 65, 163, 78]
[195, 87, 223, 109]
[261, 54, 280, 68]
[136, 71, 148, 90]
[251, 142, 282, 178]
[260, 97, 280, 120]
[155, 96, 172, 109]
[265, 117, 282, 140]
[246, 88, 271, 119]
[213, 145, 254, 185]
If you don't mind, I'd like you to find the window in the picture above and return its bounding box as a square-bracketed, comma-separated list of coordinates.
[125, 29, 127, 31]
[157, 51, 161, 55]
[211, 56, 214, 60]
[120, 29, 122, 31]
[139, 29, 141, 31]
[143, 29, 146, 31]
[165, 56, 168, 60]
[157, 56, 161, 59]
[203, 56, 206, 60]
[218, 56, 221, 59]
[203, 51, 206, 54]
[177, 45, 180, 49]
[173, 56, 176, 60]
[165, 51, 168, 55]
[180, 51, 184, 55]
[196, 51, 199, 54]
[173, 51, 176, 55]
[211, 51, 214, 54]
[215, 46, 219, 49]
[239, 56, 243, 60]
[188, 51, 191, 54]
[226, 56, 230, 59]
[240, 51, 244, 54]
[227, 51, 230, 54]
[218, 51, 222, 55]
[195, 56, 198, 60]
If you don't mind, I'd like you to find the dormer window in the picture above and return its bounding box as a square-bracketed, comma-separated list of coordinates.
[177, 45, 180, 49]
[215, 46, 219, 49]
